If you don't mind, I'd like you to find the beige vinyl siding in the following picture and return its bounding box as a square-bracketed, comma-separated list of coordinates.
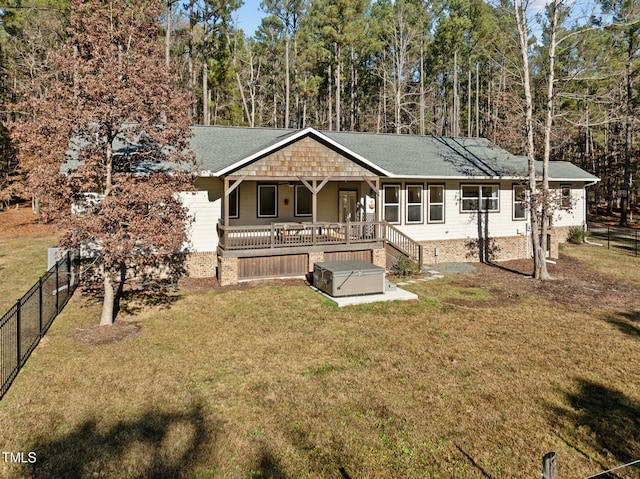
[180, 177, 223, 252]
[550, 182, 587, 227]
[229, 181, 367, 226]
[388, 180, 588, 242]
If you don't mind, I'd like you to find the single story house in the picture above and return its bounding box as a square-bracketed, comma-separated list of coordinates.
[180, 126, 599, 285]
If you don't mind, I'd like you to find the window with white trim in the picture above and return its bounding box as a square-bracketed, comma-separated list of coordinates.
[406, 184, 423, 223]
[383, 185, 400, 224]
[229, 187, 239, 219]
[258, 184, 277, 217]
[295, 185, 312, 217]
[513, 184, 526, 220]
[428, 185, 445, 223]
[559, 184, 572, 209]
[461, 185, 499, 212]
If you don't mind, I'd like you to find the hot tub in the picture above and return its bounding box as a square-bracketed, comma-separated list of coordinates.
[313, 261, 385, 297]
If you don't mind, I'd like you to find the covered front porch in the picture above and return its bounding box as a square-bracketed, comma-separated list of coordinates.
[211, 130, 409, 284]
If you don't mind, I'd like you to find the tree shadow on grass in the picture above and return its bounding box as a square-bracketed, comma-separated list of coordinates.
[604, 311, 640, 338]
[18, 402, 219, 479]
[550, 379, 640, 469]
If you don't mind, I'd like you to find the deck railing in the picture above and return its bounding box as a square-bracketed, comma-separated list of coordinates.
[383, 223, 424, 265]
[217, 221, 423, 264]
[217, 221, 386, 251]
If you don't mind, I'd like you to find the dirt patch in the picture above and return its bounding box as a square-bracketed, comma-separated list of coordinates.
[0, 203, 53, 239]
[71, 322, 141, 346]
[450, 254, 639, 311]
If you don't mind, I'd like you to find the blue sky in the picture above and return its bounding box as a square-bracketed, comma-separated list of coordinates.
[232, 0, 599, 39]
[234, 1, 265, 37]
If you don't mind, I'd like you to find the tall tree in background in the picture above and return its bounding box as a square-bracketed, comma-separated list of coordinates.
[601, 0, 640, 226]
[0, 0, 70, 206]
[8, 0, 195, 325]
[261, 0, 305, 128]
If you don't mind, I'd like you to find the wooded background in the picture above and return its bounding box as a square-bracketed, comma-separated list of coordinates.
[0, 0, 637, 218]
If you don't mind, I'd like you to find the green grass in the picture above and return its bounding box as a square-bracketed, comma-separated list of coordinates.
[0, 247, 639, 478]
[0, 235, 58, 312]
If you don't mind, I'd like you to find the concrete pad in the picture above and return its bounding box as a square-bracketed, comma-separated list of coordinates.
[311, 286, 418, 307]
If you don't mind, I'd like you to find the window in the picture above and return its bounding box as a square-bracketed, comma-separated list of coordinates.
[560, 184, 572, 209]
[228, 187, 239, 219]
[461, 185, 499, 212]
[258, 184, 277, 217]
[383, 185, 400, 224]
[406, 184, 423, 223]
[295, 185, 312, 217]
[428, 185, 445, 223]
[513, 184, 526, 220]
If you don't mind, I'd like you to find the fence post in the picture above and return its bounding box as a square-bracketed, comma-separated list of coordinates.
[636, 231, 638, 257]
[542, 452, 558, 479]
[16, 299, 21, 368]
[67, 250, 72, 297]
[38, 276, 43, 338]
[607, 226, 610, 249]
[55, 259, 59, 313]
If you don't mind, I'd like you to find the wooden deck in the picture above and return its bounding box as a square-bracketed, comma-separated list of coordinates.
[217, 220, 423, 265]
[217, 221, 384, 251]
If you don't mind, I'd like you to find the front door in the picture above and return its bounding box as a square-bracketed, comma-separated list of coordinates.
[339, 190, 358, 222]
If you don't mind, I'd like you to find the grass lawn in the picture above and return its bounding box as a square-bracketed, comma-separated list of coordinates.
[0, 205, 58, 312]
[0, 244, 639, 478]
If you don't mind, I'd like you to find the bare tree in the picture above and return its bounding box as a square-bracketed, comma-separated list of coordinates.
[513, 0, 550, 279]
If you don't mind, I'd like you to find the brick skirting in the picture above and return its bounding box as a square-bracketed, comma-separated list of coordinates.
[184, 251, 217, 278]
[418, 231, 563, 265]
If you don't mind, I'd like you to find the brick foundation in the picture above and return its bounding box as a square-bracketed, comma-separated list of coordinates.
[372, 247, 386, 269]
[185, 251, 217, 278]
[308, 252, 325, 271]
[218, 256, 239, 286]
[418, 232, 568, 265]
[420, 235, 529, 264]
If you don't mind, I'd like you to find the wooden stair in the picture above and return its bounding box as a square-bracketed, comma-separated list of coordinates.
[382, 223, 423, 271]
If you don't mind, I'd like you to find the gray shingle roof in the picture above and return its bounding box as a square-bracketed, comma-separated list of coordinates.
[191, 126, 598, 182]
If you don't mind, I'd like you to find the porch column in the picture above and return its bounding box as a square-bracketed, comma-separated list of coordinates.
[300, 176, 331, 224]
[223, 177, 229, 227]
[312, 179, 317, 224]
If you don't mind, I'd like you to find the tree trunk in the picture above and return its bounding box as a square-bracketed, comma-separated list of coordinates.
[538, 0, 559, 281]
[165, 0, 172, 69]
[335, 43, 341, 132]
[284, 20, 290, 128]
[350, 48, 356, 131]
[328, 64, 332, 130]
[514, 0, 546, 280]
[453, 50, 459, 137]
[467, 69, 472, 137]
[620, 27, 635, 226]
[100, 273, 115, 326]
[475, 63, 479, 137]
[420, 42, 425, 136]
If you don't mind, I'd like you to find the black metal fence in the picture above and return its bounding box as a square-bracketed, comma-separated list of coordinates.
[588, 226, 640, 256]
[1, 251, 77, 399]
